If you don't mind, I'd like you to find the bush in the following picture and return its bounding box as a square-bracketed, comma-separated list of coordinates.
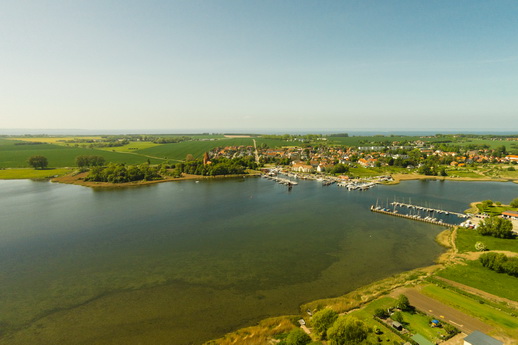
[285, 328, 311, 345]
[311, 309, 338, 340]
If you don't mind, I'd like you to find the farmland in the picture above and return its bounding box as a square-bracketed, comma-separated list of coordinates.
[0, 138, 163, 168]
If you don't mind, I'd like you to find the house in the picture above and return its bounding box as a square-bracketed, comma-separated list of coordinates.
[505, 155, 518, 162]
[292, 163, 314, 173]
[463, 331, 502, 345]
[501, 210, 518, 220]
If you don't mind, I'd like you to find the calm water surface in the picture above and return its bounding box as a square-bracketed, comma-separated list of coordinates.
[0, 178, 517, 345]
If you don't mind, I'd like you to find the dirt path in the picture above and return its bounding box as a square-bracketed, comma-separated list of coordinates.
[392, 288, 492, 334]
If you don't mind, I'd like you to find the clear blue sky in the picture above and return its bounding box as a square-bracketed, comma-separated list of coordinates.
[1, 1, 517, 132]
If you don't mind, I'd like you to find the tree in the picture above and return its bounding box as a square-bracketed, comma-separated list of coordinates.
[391, 311, 404, 323]
[311, 309, 338, 340]
[481, 200, 493, 209]
[478, 216, 514, 239]
[28, 155, 48, 169]
[285, 328, 311, 345]
[510, 198, 518, 208]
[327, 316, 369, 345]
[374, 308, 389, 319]
[396, 294, 411, 312]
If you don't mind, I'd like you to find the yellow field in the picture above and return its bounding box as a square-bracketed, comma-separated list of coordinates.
[99, 141, 162, 152]
[10, 137, 103, 144]
[0, 168, 72, 179]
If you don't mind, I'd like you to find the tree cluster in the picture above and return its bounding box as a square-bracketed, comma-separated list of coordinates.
[175, 157, 257, 176]
[76, 155, 106, 167]
[479, 252, 518, 277]
[477, 216, 514, 239]
[510, 198, 518, 208]
[86, 163, 161, 183]
[310, 309, 369, 344]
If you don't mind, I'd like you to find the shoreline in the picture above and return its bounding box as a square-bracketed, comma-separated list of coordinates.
[387, 173, 518, 185]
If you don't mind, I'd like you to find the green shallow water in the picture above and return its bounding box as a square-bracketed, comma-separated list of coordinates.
[0, 178, 516, 344]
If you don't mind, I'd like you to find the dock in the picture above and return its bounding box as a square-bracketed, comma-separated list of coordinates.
[390, 202, 469, 218]
[370, 206, 456, 227]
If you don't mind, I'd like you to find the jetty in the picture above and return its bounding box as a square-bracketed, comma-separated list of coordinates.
[262, 174, 298, 186]
[390, 202, 469, 218]
[370, 206, 456, 227]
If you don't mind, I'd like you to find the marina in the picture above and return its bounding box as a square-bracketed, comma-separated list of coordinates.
[370, 205, 457, 227]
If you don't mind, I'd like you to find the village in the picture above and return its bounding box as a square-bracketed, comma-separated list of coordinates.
[205, 137, 518, 182]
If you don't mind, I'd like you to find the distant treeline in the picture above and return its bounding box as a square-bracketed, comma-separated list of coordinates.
[14, 141, 47, 145]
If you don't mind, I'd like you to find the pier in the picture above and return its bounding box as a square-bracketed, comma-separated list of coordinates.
[390, 202, 469, 218]
[370, 206, 456, 227]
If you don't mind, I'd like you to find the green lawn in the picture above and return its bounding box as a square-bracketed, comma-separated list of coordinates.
[456, 228, 518, 253]
[0, 168, 71, 179]
[436, 260, 518, 302]
[400, 311, 448, 343]
[421, 284, 518, 334]
[445, 169, 483, 178]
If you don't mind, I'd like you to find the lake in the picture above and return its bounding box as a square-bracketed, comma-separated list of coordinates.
[0, 178, 516, 345]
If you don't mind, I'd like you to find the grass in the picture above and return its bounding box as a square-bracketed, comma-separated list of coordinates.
[436, 260, 518, 302]
[0, 141, 164, 168]
[400, 311, 448, 342]
[0, 168, 71, 179]
[421, 284, 518, 334]
[455, 228, 518, 253]
[476, 204, 516, 216]
[445, 168, 483, 179]
[347, 297, 405, 344]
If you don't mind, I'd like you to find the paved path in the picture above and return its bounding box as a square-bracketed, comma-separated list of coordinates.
[398, 288, 492, 334]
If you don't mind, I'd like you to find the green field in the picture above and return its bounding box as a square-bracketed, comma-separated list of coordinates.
[456, 228, 518, 253]
[0, 139, 163, 168]
[0, 168, 71, 179]
[436, 260, 518, 302]
[421, 284, 518, 335]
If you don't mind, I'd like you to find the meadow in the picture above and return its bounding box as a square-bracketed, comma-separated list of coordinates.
[421, 284, 518, 335]
[455, 228, 518, 253]
[0, 168, 71, 179]
[436, 260, 518, 302]
[0, 139, 163, 168]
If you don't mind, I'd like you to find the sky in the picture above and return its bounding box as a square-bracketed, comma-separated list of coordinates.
[1, 1, 517, 133]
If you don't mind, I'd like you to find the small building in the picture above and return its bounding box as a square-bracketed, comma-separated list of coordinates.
[392, 321, 403, 331]
[463, 330, 503, 345]
[502, 210, 518, 221]
[411, 334, 434, 345]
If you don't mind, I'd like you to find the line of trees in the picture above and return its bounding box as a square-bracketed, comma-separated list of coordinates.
[86, 163, 161, 183]
[76, 155, 106, 167]
[479, 252, 518, 277]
